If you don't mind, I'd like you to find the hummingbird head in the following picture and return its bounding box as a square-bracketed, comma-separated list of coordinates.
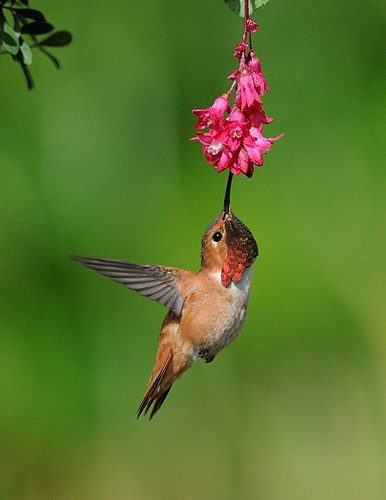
[201, 210, 258, 287]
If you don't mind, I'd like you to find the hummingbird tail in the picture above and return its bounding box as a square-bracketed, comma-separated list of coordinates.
[137, 347, 174, 420]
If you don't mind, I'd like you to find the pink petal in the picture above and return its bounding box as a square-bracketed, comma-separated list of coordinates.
[268, 133, 285, 142]
[227, 109, 247, 125]
[244, 144, 263, 165]
[216, 149, 232, 171]
[192, 108, 207, 117]
[191, 131, 214, 145]
[230, 163, 241, 175]
[211, 96, 229, 116]
[228, 69, 240, 81]
[249, 107, 273, 127]
[238, 72, 262, 110]
[238, 148, 251, 175]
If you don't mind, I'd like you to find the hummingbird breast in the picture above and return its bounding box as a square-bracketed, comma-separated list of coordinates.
[178, 266, 254, 361]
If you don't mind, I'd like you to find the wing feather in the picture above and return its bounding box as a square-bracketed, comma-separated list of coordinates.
[71, 256, 185, 316]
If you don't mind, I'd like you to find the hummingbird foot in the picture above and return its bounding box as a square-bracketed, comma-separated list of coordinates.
[197, 349, 215, 363]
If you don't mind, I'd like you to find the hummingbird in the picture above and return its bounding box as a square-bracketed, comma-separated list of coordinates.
[72, 175, 258, 419]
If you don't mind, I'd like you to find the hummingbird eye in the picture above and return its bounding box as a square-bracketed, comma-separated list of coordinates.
[212, 231, 222, 242]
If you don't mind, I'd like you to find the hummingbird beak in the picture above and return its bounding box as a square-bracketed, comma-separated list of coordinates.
[222, 172, 233, 219]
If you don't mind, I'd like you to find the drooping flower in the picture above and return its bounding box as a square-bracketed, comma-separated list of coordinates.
[192, 95, 229, 130]
[191, 14, 283, 177]
[234, 40, 248, 59]
[250, 106, 273, 127]
[192, 108, 283, 178]
[243, 127, 282, 168]
[238, 69, 262, 110]
[246, 19, 259, 33]
[247, 51, 270, 96]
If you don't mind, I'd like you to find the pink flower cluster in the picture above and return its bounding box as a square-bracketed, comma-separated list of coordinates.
[191, 23, 282, 177]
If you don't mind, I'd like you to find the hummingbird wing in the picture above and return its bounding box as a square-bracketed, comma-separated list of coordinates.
[71, 256, 185, 316]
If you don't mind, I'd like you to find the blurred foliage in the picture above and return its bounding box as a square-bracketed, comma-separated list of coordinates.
[225, 0, 271, 17]
[0, 0, 385, 498]
[0, 0, 71, 89]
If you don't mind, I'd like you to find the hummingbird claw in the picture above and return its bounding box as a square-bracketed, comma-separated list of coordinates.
[198, 349, 214, 363]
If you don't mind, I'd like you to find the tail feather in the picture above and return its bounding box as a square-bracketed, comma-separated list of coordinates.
[149, 387, 172, 420]
[137, 348, 173, 420]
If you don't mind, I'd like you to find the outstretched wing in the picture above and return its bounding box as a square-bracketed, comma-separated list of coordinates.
[72, 256, 185, 316]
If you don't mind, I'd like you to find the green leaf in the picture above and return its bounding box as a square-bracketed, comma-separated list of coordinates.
[20, 40, 32, 65]
[1, 22, 20, 55]
[224, 0, 270, 16]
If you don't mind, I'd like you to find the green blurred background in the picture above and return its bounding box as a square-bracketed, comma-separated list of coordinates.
[1, 0, 385, 498]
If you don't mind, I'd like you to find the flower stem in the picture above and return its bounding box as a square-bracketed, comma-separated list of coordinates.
[223, 171, 234, 215]
[244, 0, 250, 36]
[240, 0, 250, 68]
[226, 80, 237, 97]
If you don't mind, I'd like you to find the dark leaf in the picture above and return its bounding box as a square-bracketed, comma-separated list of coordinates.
[40, 30, 72, 47]
[224, 0, 270, 16]
[21, 21, 53, 35]
[38, 45, 60, 69]
[12, 12, 22, 33]
[13, 8, 45, 22]
[1, 30, 17, 46]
